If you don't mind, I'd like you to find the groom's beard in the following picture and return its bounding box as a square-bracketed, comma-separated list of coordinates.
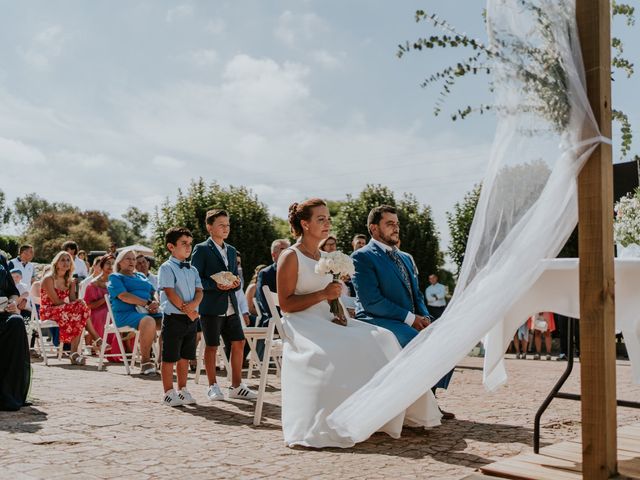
[379, 232, 399, 247]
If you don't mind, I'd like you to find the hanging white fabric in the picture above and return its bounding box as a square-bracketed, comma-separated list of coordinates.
[327, 0, 608, 443]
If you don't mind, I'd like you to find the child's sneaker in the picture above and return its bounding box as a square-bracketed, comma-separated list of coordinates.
[228, 383, 258, 401]
[533, 353, 541, 360]
[178, 388, 197, 405]
[162, 389, 184, 407]
[207, 383, 225, 401]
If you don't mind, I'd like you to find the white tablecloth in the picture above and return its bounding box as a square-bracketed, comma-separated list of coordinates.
[483, 258, 640, 390]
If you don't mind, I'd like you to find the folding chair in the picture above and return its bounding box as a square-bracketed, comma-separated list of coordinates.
[98, 294, 142, 375]
[30, 303, 63, 366]
[194, 334, 232, 384]
[253, 286, 286, 426]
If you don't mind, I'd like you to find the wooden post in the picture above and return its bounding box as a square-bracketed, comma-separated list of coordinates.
[576, 0, 617, 477]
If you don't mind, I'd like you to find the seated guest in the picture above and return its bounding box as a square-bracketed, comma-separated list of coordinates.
[10, 269, 30, 318]
[83, 255, 116, 354]
[135, 254, 158, 290]
[9, 244, 35, 285]
[245, 264, 267, 319]
[79, 256, 102, 300]
[62, 240, 89, 280]
[351, 234, 367, 252]
[319, 234, 338, 253]
[255, 239, 290, 327]
[40, 251, 91, 365]
[108, 249, 161, 375]
[0, 254, 30, 411]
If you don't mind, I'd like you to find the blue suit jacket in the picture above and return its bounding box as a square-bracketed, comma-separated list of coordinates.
[255, 263, 277, 327]
[353, 240, 429, 323]
[191, 238, 240, 316]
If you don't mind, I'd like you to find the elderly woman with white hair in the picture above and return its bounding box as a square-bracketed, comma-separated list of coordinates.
[107, 249, 160, 375]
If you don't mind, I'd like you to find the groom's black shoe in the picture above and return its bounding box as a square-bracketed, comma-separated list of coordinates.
[439, 407, 455, 420]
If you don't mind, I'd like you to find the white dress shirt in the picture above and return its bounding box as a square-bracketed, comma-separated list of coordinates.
[370, 239, 416, 327]
[9, 258, 34, 285]
[213, 241, 236, 315]
[74, 257, 89, 277]
[425, 283, 447, 307]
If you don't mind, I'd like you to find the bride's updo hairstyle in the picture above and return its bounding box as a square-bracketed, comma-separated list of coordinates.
[288, 198, 327, 237]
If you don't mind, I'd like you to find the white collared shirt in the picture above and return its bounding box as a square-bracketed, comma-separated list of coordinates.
[9, 258, 34, 285]
[213, 240, 235, 315]
[425, 283, 447, 307]
[74, 257, 89, 277]
[370, 239, 415, 327]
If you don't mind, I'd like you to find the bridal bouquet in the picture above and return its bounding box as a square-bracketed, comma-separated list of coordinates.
[614, 188, 640, 256]
[315, 251, 355, 326]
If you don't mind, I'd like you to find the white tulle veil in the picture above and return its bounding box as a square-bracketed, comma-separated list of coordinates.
[326, 0, 609, 442]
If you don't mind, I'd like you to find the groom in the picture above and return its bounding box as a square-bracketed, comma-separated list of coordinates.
[352, 205, 455, 419]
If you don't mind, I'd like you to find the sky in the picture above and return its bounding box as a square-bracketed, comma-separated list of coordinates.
[1, 1, 638, 253]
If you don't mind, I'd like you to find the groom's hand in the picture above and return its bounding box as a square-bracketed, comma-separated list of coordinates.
[412, 315, 431, 331]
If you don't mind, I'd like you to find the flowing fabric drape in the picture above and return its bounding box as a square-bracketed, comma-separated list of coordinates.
[327, 0, 610, 442]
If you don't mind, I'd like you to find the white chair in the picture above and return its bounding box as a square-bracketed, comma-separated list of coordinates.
[98, 294, 142, 375]
[30, 302, 63, 366]
[194, 333, 232, 384]
[253, 286, 286, 426]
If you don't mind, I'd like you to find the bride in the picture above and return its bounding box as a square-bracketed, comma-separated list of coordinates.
[276, 198, 441, 448]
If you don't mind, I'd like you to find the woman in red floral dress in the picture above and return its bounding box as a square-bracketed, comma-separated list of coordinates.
[40, 251, 90, 365]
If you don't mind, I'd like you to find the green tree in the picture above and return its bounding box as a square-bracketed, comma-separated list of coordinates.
[152, 178, 278, 284]
[333, 184, 442, 290]
[0, 190, 11, 230]
[24, 211, 111, 263]
[13, 193, 78, 231]
[123, 206, 150, 241]
[446, 184, 481, 274]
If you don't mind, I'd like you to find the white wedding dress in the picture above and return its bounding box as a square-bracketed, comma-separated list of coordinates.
[281, 246, 441, 448]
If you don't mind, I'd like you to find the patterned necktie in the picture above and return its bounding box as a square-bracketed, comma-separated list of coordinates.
[387, 249, 414, 304]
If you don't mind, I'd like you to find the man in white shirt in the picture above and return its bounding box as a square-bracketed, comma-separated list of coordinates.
[425, 274, 447, 319]
[135, 254, 158, 290]
[10, 269, 31, 315]
[8, 245, 35, 285]
[62, 240, 89, 279]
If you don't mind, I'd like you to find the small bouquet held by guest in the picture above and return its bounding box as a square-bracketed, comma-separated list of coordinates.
[315, 251, 355, 326]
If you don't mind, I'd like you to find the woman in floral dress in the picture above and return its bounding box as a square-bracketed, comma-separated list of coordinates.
[40, 251, 91, 365]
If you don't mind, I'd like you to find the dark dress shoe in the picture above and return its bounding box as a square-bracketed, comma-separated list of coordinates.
[439, 408, 456, 420]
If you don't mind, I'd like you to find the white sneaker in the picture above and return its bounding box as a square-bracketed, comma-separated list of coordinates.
[162, 389, 184, 407]
[207, 383, 225, 401]
[178, 388, 197, 405]
[228, 383, 257, 401]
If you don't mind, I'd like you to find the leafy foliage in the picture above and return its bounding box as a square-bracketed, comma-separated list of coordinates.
[13, 193, 78, 231]
[122, 206, 150, 241]
[0, 235, 20, 259]
[152, 178, 278, 284]
[332, 184, 442, 289]
[399, 2, 636, 157]
[446, 184, 481, 274]
[0, 190, 11, 229]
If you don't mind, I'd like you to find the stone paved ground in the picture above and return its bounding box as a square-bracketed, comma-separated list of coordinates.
[1, 354, 639, 480]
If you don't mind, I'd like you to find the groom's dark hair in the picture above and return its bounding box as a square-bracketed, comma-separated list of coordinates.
[367, 205, 397, 233]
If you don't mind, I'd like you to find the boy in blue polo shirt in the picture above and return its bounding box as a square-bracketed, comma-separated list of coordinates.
[158, 227, 203, 407]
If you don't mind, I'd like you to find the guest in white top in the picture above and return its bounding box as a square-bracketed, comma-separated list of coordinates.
[135, 254, 158, 291]
[8, 244, 35, 285]
[62, 240, 89, 279]
[424, 274, 447, 319]
[10, 269, 31, 315]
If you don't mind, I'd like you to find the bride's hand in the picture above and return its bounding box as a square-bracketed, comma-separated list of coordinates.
[323, 282, 342, 301]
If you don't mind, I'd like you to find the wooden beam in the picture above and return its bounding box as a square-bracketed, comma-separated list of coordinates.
[576, 0, 617, 477]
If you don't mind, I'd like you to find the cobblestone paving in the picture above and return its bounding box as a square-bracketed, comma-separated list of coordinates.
[1, 355, 639, 479]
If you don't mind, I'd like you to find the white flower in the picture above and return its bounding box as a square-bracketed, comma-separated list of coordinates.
[614, 189, 640, 247]
[315, 251, 355, 277]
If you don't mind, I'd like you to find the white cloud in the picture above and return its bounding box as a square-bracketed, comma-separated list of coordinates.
[205, 18, 226, 35]
[274, 10, 328, 47]
[152, 155, 185, 168]
[19, 25, 65, 70]
[311, 49, 345, 69]
[187, 49, 218, 68]
[0, 137, 47, 165]
[166, 5, 193, 23]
